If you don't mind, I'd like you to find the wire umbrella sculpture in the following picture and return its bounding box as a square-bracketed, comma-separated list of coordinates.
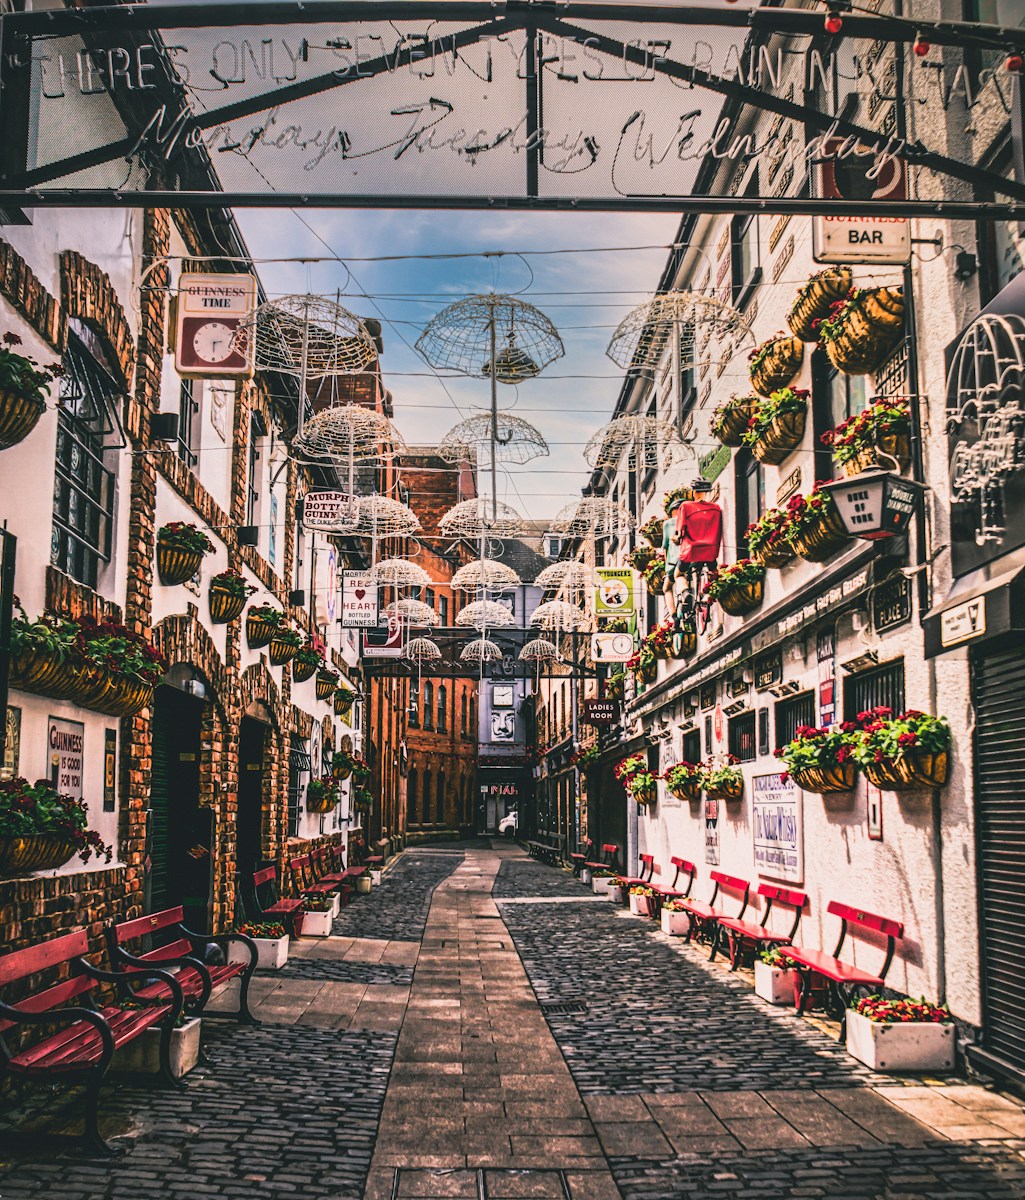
[533, 561, 593, 591]
[548, 496, 631, 540]
[530, 600, 584, 632]
[439, 498, 526, 540]
[584, 415, 685, 470]
[294, 404, 404, 517]
[350, 495, 421, 538]
[438, 412, 549, 467]
[370, 559, 431, 588]
[382, 599, 438, 626]
[607, 291, 753, 376]
[451, 559, 521, 592]
[405, 635, 442, 703]
[455, 600, 516, 631]
[460, 637, 504, 665]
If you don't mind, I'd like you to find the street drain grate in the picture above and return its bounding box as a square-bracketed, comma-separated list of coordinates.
[540, 1001, 588, 1016]
[392, 1167, 572, 1199]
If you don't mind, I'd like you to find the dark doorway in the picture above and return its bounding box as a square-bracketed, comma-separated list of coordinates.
[148, 684, 212, 929]
[237, 715, 268, 886]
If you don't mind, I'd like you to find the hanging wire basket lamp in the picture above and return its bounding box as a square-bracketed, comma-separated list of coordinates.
[438, 412, 549, 467]
[530, 600, 584, 632]
[451, 559, 521, 592]
[237, 294, 379, 380]
[520, 637, 560, 663]
[439, 498, 526, 539]
[415, 294, 565, 381]
[383, 599, 437, 626]
[460, 637, 504, 664]
[606, 291, 753, 374]
[370, 559, 431, 588]
[455, 600, 516, 631]
[405, 637, 442, 665]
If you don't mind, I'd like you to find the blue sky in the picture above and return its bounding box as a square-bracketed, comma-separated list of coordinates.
[238, 207, 681, 522]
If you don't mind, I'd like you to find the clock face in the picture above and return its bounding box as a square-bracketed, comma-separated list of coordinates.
[192, 321, 236, 364]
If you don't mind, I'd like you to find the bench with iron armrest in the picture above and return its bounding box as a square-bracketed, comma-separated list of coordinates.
[674, 871, 751, 950]
[715, 884, 807, 969]
[569, 838, 595, 877]
[247, 865, 305, 937]
[315, 844, 367, 904]
[105, 906, 260, 1026]
[584, 842, 620, 877]
[289, 853, 338, 903]
[781, 902, 904, 1036]
[614, 853, 655, 907]
[648, 857, 696, 919]
[527, 834, 564, 866]
[0, 928, 187, 1154]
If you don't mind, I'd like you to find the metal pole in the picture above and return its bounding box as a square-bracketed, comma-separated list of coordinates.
[489, 307, 499, 525]
[672, 317, 683, 437]
[297, 301, 311, 440]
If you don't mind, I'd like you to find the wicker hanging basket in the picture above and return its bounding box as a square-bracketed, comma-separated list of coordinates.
[316, 672, 338, 700]
[0, 835, 77, 876]
[209, 585, 247, 624]
[269, 635, 300, 666]
[792, 762, 858, 794]
[668, 778, 701, 802]
[841, 432, 912, 478]
[716, 578, 764, 617]
[788, 508, 849, 563]
[706, 777, 744, 802]
[305, 791, 338, 814]
[0, 389, 46, 451]
[751, 540, 795, 570]
[246, 613, 278, 649]
[825, 288, 904, 375]
[787, 268, 854, 342]
[749, 336, 804, 397]
[712, 396, 757, 447]
[334, 690, 355, 717]
[644, 566, 666, 594]
[636, 658, 657, 684]
[863, 751, 948, 792]
[750, 409, 807, 466]
[156, 542, 205, 586]
[98, 676, 154, 718]
[292, 657, 319, 684]
[9, 646, 78, 700]
[671, 627, 697, 658]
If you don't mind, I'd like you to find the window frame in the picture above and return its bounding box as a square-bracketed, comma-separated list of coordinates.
[843, 659, 906, 723]
[728, 711, 757, 763]
[774, 691, 817, 751]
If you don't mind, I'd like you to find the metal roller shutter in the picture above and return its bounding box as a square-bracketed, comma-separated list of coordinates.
[149, 705, 171, 912]
[973, 640, 1025, 1074]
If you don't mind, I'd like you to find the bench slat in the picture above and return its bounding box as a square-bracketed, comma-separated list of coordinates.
[0, 973, 95, 1034]
[782, 946, 886, 985]
[0, 929, 90, 987]
[827, 900, 903, 939]
[113, 906, 186, 945]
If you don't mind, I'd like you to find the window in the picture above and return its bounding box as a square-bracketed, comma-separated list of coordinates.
[424, 587, 436, 613]
[758, 708, 770, 758]
[177, 378, 199, 468]
[812, 349, 870, 481]
[730, 201, 761, 309]
[288, 737, 311, 837]
[407, 769, 419, 825]
[52, 329, 118, 589]
[436, 771, 445, 823]
[422, 771, 432, 824]
[775, 691, 816, 751]
[409, 689, 419, 727]
[469, 696, 476, 738]
[440, 596, 449, 626]
[728, 711, 756, 762]
[437, 684, 448, 732]
[246, 415, 262, 526]
[682, 729, 701, 765]
[460, 691, 467, 736]
[423, 681, 435, 730]
[735, 449, 764, 562]
[844, 659, 905, 723]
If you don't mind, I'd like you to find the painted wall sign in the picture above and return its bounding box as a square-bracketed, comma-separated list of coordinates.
[752, 772, 804, 884]
[704, 797, 720, 866]
[342, 570, 378, 628]
[754, 650, 783, 691]
[590, 631, 635, 662]
[699, 443, 732, 484]
[776, 466, 803, 505]
[2, 707, 20, 782]
[872, 574, 912, 634]
[362, 614, 404, 658]
[48, 716, 84, 799]
[103, 728, 116, 813]
[174, 272, 257, 377]
[940, 597, 987, 647]
[813, 139, 911, 265]
[303, 490, 358, 532]
[582, 699, 621, 725]
[594, 568, 634, 617]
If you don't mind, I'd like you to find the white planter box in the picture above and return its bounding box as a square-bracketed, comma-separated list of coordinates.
[330, 893, 341, 918]
[301, 908, 334, 937]
[229, 935, 289, 971]
[629, 893, 650, 916]
[845, 1008, 956, 1072]
[591, 876, 614, 895]
[608, 885, 623, 904]
[754, 960, 798, 1006]
[579, 868, 592, 885]
[660, 909, 691, 937]
[370, 869, 383, 886]
[112, 1018, 202, 1080]
[356, 875, 372, 894]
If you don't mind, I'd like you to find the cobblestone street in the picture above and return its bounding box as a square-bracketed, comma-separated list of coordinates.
[3, 845, 1025, 1199]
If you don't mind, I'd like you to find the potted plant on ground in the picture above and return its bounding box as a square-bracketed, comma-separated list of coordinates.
[817, 286, 905, 375]
[268, 624, 302, 666]
[845, 994, 955, 1071]
[0, 331, 59, 450]
[711, 395, 758, 447]
[702, 757, 744, 802]
[747, 507, 796, 570]
[664, 761, 702, 802]
[306, 775, 340, 814]
[787, 266, 854, 342]
[209, 569, 257, 623]
[851, 708, 951, 791]
[591, 868, 617, 897]
[156, 522, 214, 586]
[749, 333, 804, 396]
[300, 894, 335, 938]
[229, 921, 289, 970]
[0, 777, 112, 876]
[246, 604, 285, 650]
[783, 487, 849, 563]
[705, 560, 766, 617]
[822, 396, 912, 477]
[754, 946, 799, 1006]
[777, 723, 859, 793]
[290, 639, 323, 684]
[640, 515, 664, 548]
[316, 666, 340, 700]
[743, 388, 809, 465]
[661, 898, 691, 936]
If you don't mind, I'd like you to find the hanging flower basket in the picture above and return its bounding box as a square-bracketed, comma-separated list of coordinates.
[787, 267, 854, 342]
[792, 762, 858, 794]
[606, 672, 626, 700]
[269, 630, 302, 666]
[823, 397, 913, 478]
[664, 763, 702, 802]
[640, 515, 665, 548]
[246, 606, 283, 650]
[747, 507, 795, 570]
[752, 540, 794, 570]
[863, 752, 949, 791]
[820, 287, 905, 376]
[718, 579, 764, 616]
[705, 561, 766, 618]
[852, 710, 951, 792]
[305, 776, 340, 813]
[0, 389, 46, 451]
[632, 785, 657, 807]
[642, 552, 666, 595]
[744, 390, 809, 466]
[784, 490, 849, 563]
[156, 524, 214, 586]
[292, 651, 321, 684]
[841, 432, 912, 477]
[334, 689, 356, 717]
[0, 834, 78, 875]
[711, 395, 757, 447]
[749, 334, 804, 397]
[671, 624, 697, 658]
[316, 670, 339, 700]
[9, 644, 78, 700]
[209, 571, 255, 623]
[705, 776, 744, 802]
[0, 778, 112, 876]
[100, 676, 154, 718]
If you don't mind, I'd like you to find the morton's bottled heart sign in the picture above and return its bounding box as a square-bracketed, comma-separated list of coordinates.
[341, 571, 378, 627]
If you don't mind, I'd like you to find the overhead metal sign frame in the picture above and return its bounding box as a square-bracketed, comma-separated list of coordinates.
[2, 2, 1025, 216]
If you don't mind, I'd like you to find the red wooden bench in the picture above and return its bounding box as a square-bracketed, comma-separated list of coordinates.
[715, 884, 807, 969]
[105, 906, 259, 1027]
[569, 838, 595, 877]
[248, 866, 305, 936]
[675, 871, 750, 950]
[289, 853, 337, 902]
[0, 928, 186, 1154]
[781, 901, 903, 1035]
[615, 854, 656, 908]
[585, 843, 619, 876]
[649, 857, 696, 918]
